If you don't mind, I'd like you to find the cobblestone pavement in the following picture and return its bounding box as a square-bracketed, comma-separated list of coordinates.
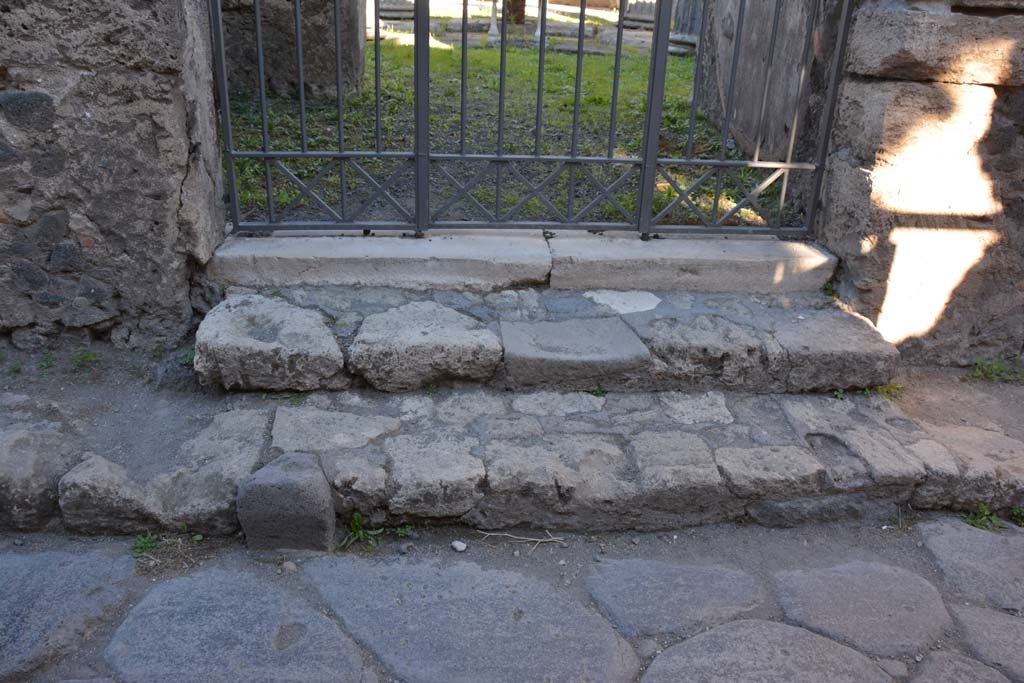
[3, 515, 1024, 682]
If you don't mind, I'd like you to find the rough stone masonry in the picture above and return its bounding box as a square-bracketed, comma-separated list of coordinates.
[0, 0, 222, 351]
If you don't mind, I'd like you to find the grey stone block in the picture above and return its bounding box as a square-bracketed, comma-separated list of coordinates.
[775, 560, 953, 657]
[641, 620, 890, 683]
[500, 317, 650, 386]
[304, 556, 640, 683]
[104, 568, 370, 683]
[953, 606, 1024, 682]
[195, 294, 348, 391]
[385, 433, 485, 517]
[715, 445, 827, 499]
[237, 452, 335, 551]
[912, 652, 1010, 683]
[1, 551, 134, 680]
[0, 428, 79, 530]
[349, 301, 502, 391]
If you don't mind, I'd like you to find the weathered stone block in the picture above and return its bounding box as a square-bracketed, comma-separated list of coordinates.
[715, 445, 827, 499]
[58, 455, 161, 535]
[0, 428, 79, 529]
[236, 452, 336, 550]
[500, 317, 650, 387]
[271, 407, 400, 451]
[195, 294, 348, 391]
[385, 433, 485, 517]
[349, 302, 502, 391]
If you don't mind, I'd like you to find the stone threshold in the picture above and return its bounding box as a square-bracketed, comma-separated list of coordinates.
[43, 387, 1024, 546]
[206, 231, 838, 294]
[193, 286, 898, 394]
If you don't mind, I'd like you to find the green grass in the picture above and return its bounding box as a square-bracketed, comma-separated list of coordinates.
[228, 41, 790, 227]
[972, 357, 1024, 384]
[962, 503, 1006, 531]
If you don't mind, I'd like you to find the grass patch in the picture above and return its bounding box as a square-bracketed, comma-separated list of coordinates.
[962, 503, 1006, 531]
[69, 349, 101, 373]
[972, 357, 1024, 384]
[228, 42, 792, 227]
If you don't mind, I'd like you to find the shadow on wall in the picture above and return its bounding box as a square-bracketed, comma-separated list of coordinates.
[822, 11, 1024, 366]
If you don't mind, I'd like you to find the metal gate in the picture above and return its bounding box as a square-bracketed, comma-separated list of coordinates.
[209, 0, 853, 236]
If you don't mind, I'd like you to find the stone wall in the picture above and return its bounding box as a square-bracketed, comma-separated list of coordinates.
[819, 0, 1024, 365]
[0, 0, 223, 350]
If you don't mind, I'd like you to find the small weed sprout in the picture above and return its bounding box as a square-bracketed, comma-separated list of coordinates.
[338, 512, 385, 551]
[590, 385, 608, 398]
[132, 533, 161, 557]
[8, 358, 22, 375]
[1010, 507, 1024, 528]
[873, 383, 903, 400]
[833, 388, 847, 400]
[962, 503, 1006, 531]
[972, 358, 1024, 384]
[70, 349, 100, 372]
[37, 351, 55, 371]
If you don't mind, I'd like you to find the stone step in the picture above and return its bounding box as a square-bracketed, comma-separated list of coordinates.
[193, 285, 898, 394]
[206, 232, 837, 294]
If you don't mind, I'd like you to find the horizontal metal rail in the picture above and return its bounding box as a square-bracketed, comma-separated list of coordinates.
[209, 0, 853, 236]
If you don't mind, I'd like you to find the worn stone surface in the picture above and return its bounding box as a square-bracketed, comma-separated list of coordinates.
[912, 652, 1011, 683]
[0, 427, 79, 529]
[919, 424, 1024, 509]
[237, 452, 335, 550]
[748, 492, 898, 527]
[585, 560, 767, 638]
[715, 445, 827, 499]
[775, 560, 952, 657]
[0, 551, 134, 680]
[321, 453, 389, 519]
[918, 519, 1024, 612]
[500, 317, 650, 387]
[104, 568, 371, 683]
[58, 455, 161, 534]
[953, 606, 1024, 682]
[385, 433, 485, 517]
[659, 391, 733, 425]
[149, 409, 271, 534]
[0, 0, 222, 349]
[271, 407, 400, 451]
[641, 620, 891, 683]
[511, 390, 606, 416]
[304, 557, 640, 683]
[195, 295, 348, 391]
[349, 302, 503, 391]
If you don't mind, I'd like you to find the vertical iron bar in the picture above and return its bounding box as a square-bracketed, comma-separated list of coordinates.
[534, 0, 549, 156]
[374, 0, 383, 152]
[606, 0, 626, 158]
[778, 0, 820, 225]
[568, 0, 587, 218]
[460, 0, 469, 153]
[294, 0, 308, 152]
[333, 0, 347, 219]
[414, 0, 431, 234]
[636, 0, 673, 235]
[711, 0, 746, 225]
[752, 0, 784, 162]
[804, 0, 853, 234]
[495, 0, 509, 218]
[209, 0, 242, 232]
[684, 0, 711, 158]
[253, 0, 275, 223]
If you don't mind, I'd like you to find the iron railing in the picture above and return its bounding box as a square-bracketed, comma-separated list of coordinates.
[209, 0, 853, 236]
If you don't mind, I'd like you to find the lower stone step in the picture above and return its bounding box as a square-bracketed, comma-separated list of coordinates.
[194, 285, 898, 394]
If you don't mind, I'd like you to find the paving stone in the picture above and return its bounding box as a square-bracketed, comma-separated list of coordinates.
[585, 559, 767, 637]
[435, 391, 507, 424]
[59, 454, 161, 534]
[748, 492, 900, 527]
[842, 426, 928, 488]
[194, 294, 348, 391]
[272, 407, 400, 451]
[321, 452, 388, 519]
[918, 519, 1024, 611]
[237, 452, 335, 550]
[630, 431, 742, 522]
[715, 445, 827, 499]
[920, 424, 1024, 508]
[104, 568, 370, 683]
[659, 391, 734, 425]
[304, 557, 640, 683]
[511, 390, 606, 416]
[804, 432, 875, 492]
[348, 301, 503, 391]
[469, 435, 633, 527]
[775, 560, 952, 657]
[397, 395, 434, 422]
[500, 317, 650, 386]
[774, 309, 899, 391]
[912, 652, 1011, 683]
[641, 620, 891, 683]
[150, 409, 271, 534]
[1, 551, 134, 680]
[908, 440, 963, 508]
[952, 606, 1024, 682]
[0, 427, 79, 529]
[475, 415, 544, 439]
[583, 289, 662, 313]
[629, 314, 788, 391]
[385, 433, 485, 517]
